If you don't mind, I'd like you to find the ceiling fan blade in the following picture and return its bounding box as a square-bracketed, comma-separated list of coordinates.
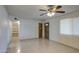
[39, 9, 47, 11]
[56, 6, 62, 9]
[40, 13, 47, 16]
[49, 5, 62, 11]
[56, 11, 65, 13]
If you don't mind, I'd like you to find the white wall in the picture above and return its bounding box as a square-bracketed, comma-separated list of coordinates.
[44, 17, 60, 41]
[60, 14, 79, 36]
[59, 10, 79, 36]
[59, 12, 79, 49]
[20, 19, 41, 40]
[0, 6, 10, 52]
[60, 19, 72, 35]
[45, 10, 79, 49]
[73, 17, 79, 35]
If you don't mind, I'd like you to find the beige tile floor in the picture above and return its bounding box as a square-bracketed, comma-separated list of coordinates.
[7, 39, 79, 53]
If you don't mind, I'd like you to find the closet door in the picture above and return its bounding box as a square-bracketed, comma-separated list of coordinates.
[38, 23, 43, 38]
[44, 22, 49, 39]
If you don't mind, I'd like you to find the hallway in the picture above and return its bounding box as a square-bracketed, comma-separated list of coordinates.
[7, 39, 79, 53]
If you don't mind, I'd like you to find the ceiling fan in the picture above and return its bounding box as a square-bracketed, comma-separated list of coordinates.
[39, 5, 65, 17]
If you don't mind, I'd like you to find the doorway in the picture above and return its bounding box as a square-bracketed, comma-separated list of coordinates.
[11, 21, 20, 52]
[38, 23, 43, 38]
[44, 22, 49, 39]
[12, 21, 19, 38]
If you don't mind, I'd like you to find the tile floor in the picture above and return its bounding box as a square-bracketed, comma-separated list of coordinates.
[7, 39, 79, 53]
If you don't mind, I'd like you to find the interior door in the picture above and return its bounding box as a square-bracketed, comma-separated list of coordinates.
[38, 23, 43, 38]
[44, 22, 49, 39]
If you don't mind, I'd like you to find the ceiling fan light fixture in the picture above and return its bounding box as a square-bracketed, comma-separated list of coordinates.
[47, 12, 55, 17]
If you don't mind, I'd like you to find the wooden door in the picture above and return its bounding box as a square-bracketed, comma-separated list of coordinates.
[44, 22, 49, 39]
[38, 23, 43, 38]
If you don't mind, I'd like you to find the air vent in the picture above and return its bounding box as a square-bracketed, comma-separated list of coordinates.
[14, 18, 19, 20]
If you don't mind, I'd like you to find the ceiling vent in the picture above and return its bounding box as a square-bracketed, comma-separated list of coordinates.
[14, 17, 19, 20]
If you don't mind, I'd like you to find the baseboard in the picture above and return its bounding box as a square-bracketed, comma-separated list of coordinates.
[50, 39, 79, 50]
[20, 38, 38, 41]
[5, 40, 12, 53]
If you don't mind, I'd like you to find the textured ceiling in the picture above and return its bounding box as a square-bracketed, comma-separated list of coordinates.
[5, 5, 79, 20]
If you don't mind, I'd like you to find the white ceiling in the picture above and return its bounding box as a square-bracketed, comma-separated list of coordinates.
[5, 5, 79, 20]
